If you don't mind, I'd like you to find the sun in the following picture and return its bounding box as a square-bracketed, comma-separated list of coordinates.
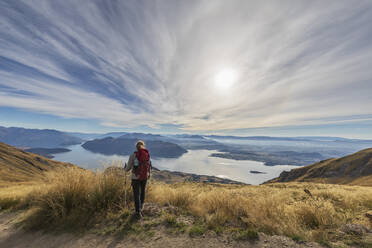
[214, 68, 237, 90]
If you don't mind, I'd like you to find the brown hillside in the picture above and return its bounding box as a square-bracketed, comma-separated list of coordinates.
[0, 142, 75, 185]
[266, 147, 372, 186]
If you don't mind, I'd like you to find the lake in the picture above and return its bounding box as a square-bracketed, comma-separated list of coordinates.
[53, 144, 300, 185]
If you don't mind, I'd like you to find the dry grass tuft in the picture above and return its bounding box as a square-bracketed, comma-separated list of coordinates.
[17, 166, 132, 229]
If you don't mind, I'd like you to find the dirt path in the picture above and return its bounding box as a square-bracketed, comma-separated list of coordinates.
[0, 212, 324, 248]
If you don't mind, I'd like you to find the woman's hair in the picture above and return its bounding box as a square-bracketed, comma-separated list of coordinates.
[136, 140, 145, 151]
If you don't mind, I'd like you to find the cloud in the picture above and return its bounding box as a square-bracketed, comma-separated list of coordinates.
[1, 0, 372, 132]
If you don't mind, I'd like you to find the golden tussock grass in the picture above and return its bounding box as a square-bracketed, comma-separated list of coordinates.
[149, 182, 372, 240]
[4, 166, 133, 229]
[1, 166, 372, 243]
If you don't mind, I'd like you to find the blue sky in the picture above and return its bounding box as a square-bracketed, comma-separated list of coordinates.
[1, 0, 372, 138]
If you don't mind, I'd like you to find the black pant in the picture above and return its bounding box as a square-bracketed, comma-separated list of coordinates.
[131, 179, 147, 213]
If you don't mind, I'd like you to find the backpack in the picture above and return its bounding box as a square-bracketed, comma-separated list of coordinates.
[133, 148, 151, 181]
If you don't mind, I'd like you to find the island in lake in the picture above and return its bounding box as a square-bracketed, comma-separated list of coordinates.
[250, 170, 267, 174]
[82, 137, 188, 158]
[24, 147, 71, 158]
[210, 150, 324, 166]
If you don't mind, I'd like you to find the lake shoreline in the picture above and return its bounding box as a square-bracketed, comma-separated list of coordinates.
[51, 145, 300, 185]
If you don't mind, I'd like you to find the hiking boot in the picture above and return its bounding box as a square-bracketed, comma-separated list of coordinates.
[135, 211, 143, 219]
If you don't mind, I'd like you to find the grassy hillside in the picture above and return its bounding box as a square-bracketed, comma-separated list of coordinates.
[0, 167, 371, 246]
[267, 148, 372, 186]
[0, 142, 75, 185]
[1, 142, 372, 247]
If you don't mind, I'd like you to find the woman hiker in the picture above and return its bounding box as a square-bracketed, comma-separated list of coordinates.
[124, 140, 152, 218]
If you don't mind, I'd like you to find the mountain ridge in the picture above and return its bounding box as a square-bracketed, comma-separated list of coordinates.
[265, 147, 372, 186]
[0, 142, 76, 184]
[0, 126, 82, 148]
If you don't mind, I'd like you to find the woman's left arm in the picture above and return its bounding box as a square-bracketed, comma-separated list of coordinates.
[124, 154, 134, 172]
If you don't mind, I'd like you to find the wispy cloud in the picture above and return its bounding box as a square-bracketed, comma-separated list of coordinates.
[1, 0, 372, 132]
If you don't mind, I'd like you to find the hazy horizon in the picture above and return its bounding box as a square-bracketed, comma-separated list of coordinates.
[2, 124, 372, 141]
[1, 1, 372, 138]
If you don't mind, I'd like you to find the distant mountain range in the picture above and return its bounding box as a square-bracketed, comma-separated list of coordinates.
[77, 132, 224, 151]
[206, 135, 372, 142]
[3, 125, 372, 167]
[3, 140, 371, 187]
[82, 137, 188, 158]
[265, 148, 372, 186]
[0, 126, 82, 148]
[118, 133, 168, 141]
[167, 134, 206, 139]
[2, 125, 372, 187]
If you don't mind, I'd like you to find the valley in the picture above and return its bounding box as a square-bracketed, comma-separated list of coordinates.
[2, 126, 372, 185]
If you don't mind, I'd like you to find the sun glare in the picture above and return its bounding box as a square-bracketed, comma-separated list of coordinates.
[215, 68, 237, 90]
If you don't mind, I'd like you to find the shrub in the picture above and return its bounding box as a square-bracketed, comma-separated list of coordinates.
[233, 228, 259, 241]
[189, 225, 206, 237]
[163, 214, 186, 234]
